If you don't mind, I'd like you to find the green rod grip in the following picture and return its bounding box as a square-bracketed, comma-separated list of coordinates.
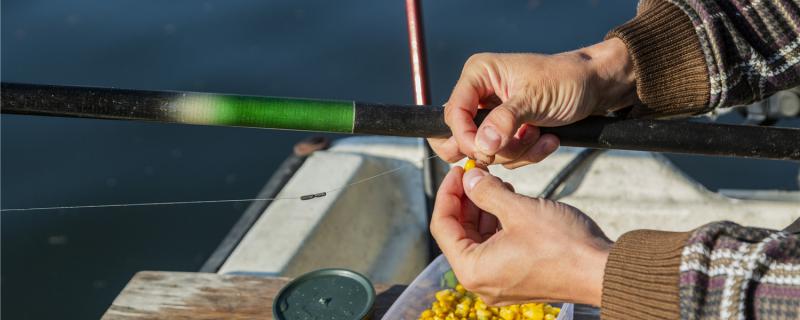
[1, 83, 355, 133]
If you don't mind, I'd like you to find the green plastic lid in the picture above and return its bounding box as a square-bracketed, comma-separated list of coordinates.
[273, 269, 376, 320]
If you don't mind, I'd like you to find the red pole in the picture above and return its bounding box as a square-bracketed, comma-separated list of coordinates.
[405, 0, 431, 105]
[406, 0, 442, 260]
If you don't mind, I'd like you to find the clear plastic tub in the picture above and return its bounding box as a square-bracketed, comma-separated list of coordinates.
[382, 255, 573, 319]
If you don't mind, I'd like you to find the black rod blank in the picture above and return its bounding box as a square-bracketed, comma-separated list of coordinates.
[2, 82, 798, 161]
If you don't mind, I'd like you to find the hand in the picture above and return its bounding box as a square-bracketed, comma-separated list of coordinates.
[430, 166, 612, 306]
[429, 38, 635, 167]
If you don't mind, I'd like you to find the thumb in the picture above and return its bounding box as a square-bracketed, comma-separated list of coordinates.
[462, 168, 523, 223]
[474, 99, 525, 160]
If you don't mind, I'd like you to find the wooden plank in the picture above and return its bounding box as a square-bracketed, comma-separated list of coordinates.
[102, 271, 405, 320]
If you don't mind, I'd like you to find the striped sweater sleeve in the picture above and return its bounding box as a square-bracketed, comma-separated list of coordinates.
[607, 0, 800, 117]
[679, 221, 800, 320]
[602, 222, 800, 320]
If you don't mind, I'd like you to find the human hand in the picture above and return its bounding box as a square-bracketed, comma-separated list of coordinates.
[430, 166, 612, 306]
[429, 38, 635, 167]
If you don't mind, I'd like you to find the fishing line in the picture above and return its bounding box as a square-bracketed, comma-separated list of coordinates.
[0, 154, 441, 213]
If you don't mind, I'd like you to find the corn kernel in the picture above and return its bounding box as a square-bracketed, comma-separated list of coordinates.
[463, 159, 476, 172]
[419, 285, 559, 320]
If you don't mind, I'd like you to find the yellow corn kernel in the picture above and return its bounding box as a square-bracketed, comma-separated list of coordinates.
[420, 284, 559, 320]
[475, 309, 492, 320]
[456, 284, 467, 294]
[498, 307, 516, 320]
[463, 159, 476, 172]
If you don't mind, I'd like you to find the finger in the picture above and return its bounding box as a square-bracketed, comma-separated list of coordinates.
[431, 167, 476, 256]
[477, 211, 498, 241]
[502, 133, 560, 169]
[477, 180, 512, 239]
[462, 196, 484, 242]
[445, 83, 480, 158]
[478, 94, 502, 109]
[445, 67, 495, 159]
[491, 124, 540, 165]
[474, 99, 526, 164]
[461, 168, 527, 223]
[427, 136, 464, 163]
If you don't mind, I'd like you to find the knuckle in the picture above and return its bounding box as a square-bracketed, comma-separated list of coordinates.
[464, 53, 497, 73]
[489, 106, 519, 132]
[443, 108, 455, 125]
[469, 186, 491, 204]
[429, 219, 442, 238]
[457, 272, 480, 292]
[466, 53, 490, 65]
[444, 154, 463, 163]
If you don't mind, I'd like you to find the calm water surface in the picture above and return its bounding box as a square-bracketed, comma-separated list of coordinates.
[2, 1, 797, 319]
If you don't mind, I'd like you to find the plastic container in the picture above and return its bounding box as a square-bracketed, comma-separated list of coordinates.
[273, 268, 375, 320]
[382, 255, 574, 320]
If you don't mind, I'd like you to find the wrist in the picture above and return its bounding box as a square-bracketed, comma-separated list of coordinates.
[569, 243, 610, 307]
[582, 38, 637, 114]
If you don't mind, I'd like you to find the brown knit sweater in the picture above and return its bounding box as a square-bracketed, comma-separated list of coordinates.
[601, 0, 800, 319]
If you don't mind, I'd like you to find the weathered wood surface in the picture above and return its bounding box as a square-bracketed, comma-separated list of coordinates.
[102, 271, 405, 320]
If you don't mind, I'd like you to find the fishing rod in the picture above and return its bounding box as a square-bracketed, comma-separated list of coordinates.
[2, 82, 799, 161]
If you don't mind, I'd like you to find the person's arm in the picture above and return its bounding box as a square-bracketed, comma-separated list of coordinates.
[430, 167, 800, 318]
[608, 0, 800, 117]
[604, 221, 800, 319]
[432, 0, 800, 166]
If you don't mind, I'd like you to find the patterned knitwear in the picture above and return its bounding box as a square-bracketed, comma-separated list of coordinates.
[603, 223, 800, 320]
[607, 0, 800, 117]
[679, 222, 799, 320]
[599, 0, 800, 319]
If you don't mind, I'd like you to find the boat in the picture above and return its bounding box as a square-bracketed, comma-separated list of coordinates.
[204, 135, 800, 286]
[3, 1, 798, 318]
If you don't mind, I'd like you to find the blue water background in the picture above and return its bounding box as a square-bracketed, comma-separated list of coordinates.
[2, 1, 797, 319]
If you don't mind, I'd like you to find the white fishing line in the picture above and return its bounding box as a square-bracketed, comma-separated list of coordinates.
[1, 154, 440, 213]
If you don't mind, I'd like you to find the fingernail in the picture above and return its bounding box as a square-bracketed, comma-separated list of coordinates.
[463, 168, 486, 191]
[476, 126, 501, 154]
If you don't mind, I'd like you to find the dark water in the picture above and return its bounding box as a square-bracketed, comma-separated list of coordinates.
[1, 1, 797, 319]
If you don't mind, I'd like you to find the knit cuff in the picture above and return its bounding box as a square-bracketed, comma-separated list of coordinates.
[601, 229, 690, 320]
[606, 0, 709, 118]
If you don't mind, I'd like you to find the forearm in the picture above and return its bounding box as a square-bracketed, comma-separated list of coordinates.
[606, 0, 800, 117]
[601, 230, 688, 319]
[601, 222, 800, 320]
[606, 0, 709, 117]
